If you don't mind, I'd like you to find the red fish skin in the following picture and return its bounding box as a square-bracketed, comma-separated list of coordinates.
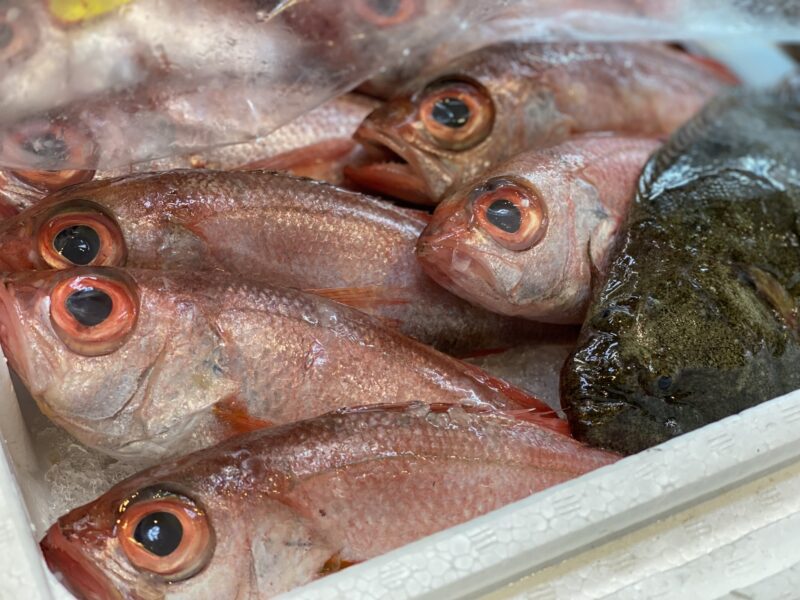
[40, 403, 619, 598]
[0, 170, 573, 354]
[350, 42, 735, 203]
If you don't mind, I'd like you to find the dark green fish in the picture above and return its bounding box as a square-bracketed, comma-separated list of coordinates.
[561, 78, 800, 455]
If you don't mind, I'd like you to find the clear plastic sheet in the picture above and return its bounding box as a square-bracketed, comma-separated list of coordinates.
[0, 0, 798, 171]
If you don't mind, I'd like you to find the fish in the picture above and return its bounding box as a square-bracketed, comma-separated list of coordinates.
[40, 402, 619, 599]
[561, 77, 800, 456]
[0, 169, 571, 354]
[0, 93, 379, 215]
[347, 42, 737, 204]
[96, 93, 381, 186]
[417, 135, 661, 323]
[0, 267, 565, 459]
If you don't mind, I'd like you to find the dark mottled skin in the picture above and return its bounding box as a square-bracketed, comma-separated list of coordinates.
[561, 79, 800, 455]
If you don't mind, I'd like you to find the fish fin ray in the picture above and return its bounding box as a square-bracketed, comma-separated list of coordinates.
[213, 397, 274, 437]
[306, 286, 412, 308]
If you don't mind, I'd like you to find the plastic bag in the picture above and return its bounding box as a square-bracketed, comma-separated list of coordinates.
[0, 0, 798, 171]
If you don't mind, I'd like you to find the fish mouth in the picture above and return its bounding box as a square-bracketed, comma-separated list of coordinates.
[346, 121, 443, 205]
[417, 227, 508, 314]
[0, 276, 31, 383]
[41, 524, 122, 600]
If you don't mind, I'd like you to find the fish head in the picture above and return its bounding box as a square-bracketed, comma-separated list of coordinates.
[350, 43, 571, 203]
[0, 267, 237, 458]
[0, 191, 127, 271]
[0, 172, 217, 273]
[41, 451, 338, 598]
[351, 75, 499, 202]
[418, 164, 596, 322]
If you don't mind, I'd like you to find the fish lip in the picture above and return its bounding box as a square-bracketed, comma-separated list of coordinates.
[350, 120, 450, 202]
[417, 232, 510, 313]
[41, 524, 122, 600]
[0, 275, 32, 384]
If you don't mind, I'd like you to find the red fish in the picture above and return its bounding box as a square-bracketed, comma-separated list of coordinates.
[348, 42, 736, 204]
[41, 403, 619, 599]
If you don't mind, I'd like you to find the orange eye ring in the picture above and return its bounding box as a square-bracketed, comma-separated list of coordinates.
[11, 168, 95, 191]
[352, 0, 418, 27]
[419, 79, 494, 151]
[472, 178, 548, 252]
[117, 489, 214, 581]
[0, 4, 38, 65]
[50, 273, 138, 357]
[38, 201, 126, 269]
[0, 119, 96, 171]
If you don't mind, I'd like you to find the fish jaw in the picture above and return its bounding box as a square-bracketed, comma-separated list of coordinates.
[41, 524, 123, 600]
[349, 106, 455, 203]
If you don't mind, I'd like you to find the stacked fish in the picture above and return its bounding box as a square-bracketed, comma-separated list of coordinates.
[0, 11, 798, 597]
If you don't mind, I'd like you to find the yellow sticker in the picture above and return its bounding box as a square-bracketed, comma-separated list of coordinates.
[48, 0, 133, 24]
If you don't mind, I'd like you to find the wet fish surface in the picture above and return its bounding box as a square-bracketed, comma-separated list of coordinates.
[0, 267, 562, 459]
[0, 169, 569, 354]
[561, 78, 800, 455]
[418, 135, 660, 323]
[40, 403, 618, 599]
[349, 42, 735, 203]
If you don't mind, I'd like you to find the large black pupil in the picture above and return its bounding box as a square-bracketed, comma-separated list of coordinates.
[65, 288, 113, 327]
[0, 23, 13, 50]
[486, 199, 521, 234]
[431, 97, 470, 129]
[133, 511, 183, 557]
[367, 0, 401, 16]
[53, 225, 100, 265]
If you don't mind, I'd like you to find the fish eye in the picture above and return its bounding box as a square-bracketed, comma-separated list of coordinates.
[0, 119, 96, 171]
[38, 201, 126, 269]
[472, 178, 547, 251]
[352, 0, 417, 26]
[0, 4, 37, 65]
[419, 79, 494, 151]
[118, 487, 214, 581]
[50, 273, 138, 357]
[656, 375, 673, 392]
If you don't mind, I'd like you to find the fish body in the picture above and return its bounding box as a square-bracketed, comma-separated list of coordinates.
[40, 403, 618, 599]
[0, 169, 568, 354]
[96, 93, 381, 185]
[418, 135, 660, 323]
[349, 42, 735, 203]
[0, 267, 561, 459]
[562, 79, 800, 455]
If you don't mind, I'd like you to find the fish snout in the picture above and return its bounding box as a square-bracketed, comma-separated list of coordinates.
[0, 275, 29, 381]
[41, 524, 122, 600]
